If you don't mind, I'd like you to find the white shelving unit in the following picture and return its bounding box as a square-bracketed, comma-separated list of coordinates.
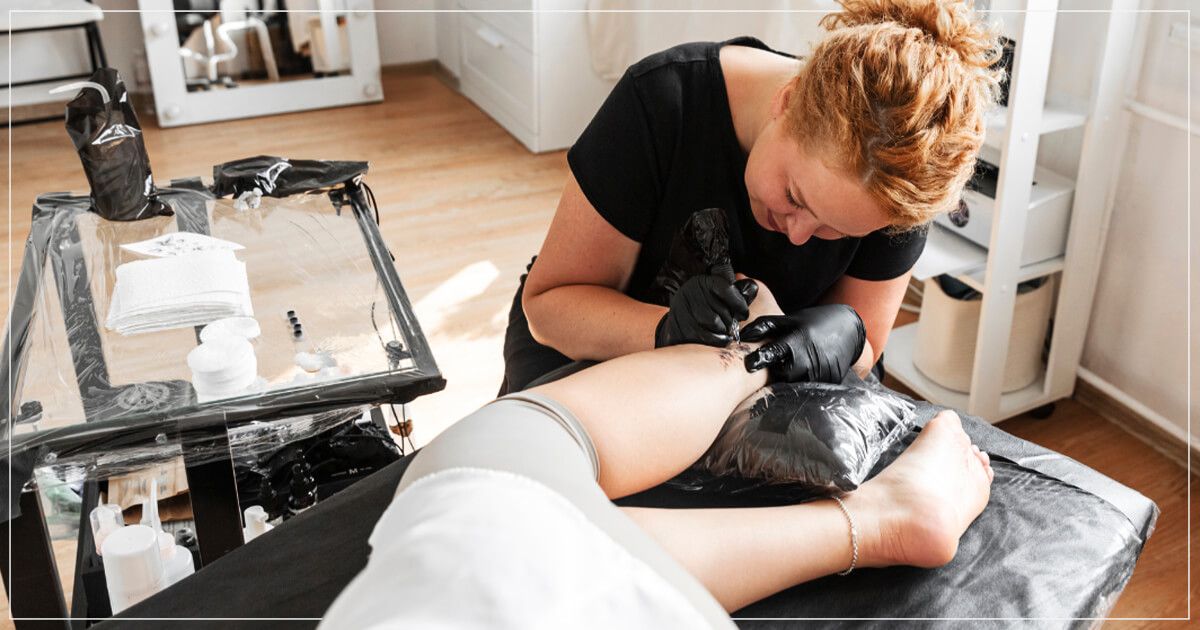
[884, 0, 1142, 423]
[983, 104, 1087, 150]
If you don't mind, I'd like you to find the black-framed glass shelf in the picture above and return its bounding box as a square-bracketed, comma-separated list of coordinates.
[1, 175, 444, 512]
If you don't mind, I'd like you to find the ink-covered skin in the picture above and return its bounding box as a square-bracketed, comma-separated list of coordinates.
[717, 342, 754, 370]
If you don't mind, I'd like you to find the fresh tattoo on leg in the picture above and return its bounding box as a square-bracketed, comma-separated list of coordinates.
[717, 342, 754, 368]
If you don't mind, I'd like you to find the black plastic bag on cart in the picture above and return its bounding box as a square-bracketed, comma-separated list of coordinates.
[668, 377, 917, 501]
[212, 156, 370, 198]
[63, 68, 172, 221]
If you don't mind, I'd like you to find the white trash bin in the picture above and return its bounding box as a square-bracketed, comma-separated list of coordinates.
[913, 276, 1053, 394]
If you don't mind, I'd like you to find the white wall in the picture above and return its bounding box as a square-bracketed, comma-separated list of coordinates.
[581, 0, 834, 80]
[1, 0, 435, 109]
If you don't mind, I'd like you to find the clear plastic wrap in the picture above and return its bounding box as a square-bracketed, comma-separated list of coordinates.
[26, 403, 401, 610]
[668, 379, 916, 501]
[230, 406, 404, 522]
[32, 407, 371, 492]
[1, 175, 444, 520]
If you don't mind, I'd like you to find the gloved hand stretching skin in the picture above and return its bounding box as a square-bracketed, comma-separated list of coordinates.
[655, 261, 759, 348]
[740, 305, 866, 384]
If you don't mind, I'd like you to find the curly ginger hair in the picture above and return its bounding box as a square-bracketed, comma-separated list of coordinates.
[787, 0, 1005, 229]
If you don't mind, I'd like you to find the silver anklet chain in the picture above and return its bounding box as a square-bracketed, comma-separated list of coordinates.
[831, 495, 858, 576]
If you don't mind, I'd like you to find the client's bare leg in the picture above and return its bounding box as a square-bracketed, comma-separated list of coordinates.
[623, 411, 994, 611]
[533, 342, 768, 497]
[531, 274, 783, 498]
[531, 282, 994, 612]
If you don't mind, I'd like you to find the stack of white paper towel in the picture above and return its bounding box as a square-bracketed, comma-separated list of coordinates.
[106, 250, 254, 335]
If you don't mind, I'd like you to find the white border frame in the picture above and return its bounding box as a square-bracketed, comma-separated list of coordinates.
[3, 3, 1191, 625]
[137, 1, 384, 127]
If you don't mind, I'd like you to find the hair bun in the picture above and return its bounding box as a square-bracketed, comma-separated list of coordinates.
[821, 0, 999, 70]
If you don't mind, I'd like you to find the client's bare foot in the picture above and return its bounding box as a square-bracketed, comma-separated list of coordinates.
[843, 411, 994, 569]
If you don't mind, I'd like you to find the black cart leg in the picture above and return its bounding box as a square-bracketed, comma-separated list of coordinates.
[0, 490, 71, 629]
[83, 25, 98, 72]
[182, 428, 244, 567]
[69, 480, 106, 628]
[84, 23, 107, 70]
[1029, 403, 1057, 420]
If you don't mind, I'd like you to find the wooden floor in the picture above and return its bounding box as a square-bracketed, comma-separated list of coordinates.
[0, 67, 1192, 626]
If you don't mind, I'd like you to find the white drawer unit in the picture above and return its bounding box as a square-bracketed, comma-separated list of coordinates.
[460, 12, 537, 135]
[458, 0, 533, 52]
[934, 146, 1075, 267]
[449, 0, 615, 153]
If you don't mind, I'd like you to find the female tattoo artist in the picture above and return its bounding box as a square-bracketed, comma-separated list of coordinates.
[502, 0, 1001, 392]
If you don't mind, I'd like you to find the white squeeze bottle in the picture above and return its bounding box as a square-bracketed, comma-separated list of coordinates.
[102, 524, 164, 613]
[140, 479, 196, 587]
[243, 505, 274, 543]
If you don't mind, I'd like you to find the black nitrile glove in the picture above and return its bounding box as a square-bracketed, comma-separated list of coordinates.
[741, 305, 866, 383]
[655, 262, 758, 348]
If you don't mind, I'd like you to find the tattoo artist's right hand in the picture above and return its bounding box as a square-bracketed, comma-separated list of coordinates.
[655, 262, 758, 348]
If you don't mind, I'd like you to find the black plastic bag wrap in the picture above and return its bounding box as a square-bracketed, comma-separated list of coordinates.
[64, 68, 172, 221]
[212, 156, 370, 198]
[669, 379, 916, 501]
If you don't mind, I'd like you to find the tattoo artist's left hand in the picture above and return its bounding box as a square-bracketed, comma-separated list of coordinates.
[740, 305, 866, 383]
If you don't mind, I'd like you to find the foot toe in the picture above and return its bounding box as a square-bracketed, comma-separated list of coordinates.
[977, 451, 994, 482]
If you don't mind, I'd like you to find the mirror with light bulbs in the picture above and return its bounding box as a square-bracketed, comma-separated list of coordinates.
[138, 0, 382, 126]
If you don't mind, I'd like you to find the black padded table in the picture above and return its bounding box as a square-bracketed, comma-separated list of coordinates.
[99, 399, 1158, 629]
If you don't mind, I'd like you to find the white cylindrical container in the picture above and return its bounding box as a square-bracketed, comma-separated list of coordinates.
[913, 277, 1054, 393]
[187, 336, 258, 397]
[101, 525, 165, 613]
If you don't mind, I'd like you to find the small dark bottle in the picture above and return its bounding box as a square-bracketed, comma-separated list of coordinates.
[174, 527, 202, 569]
[287, 460, 318, 517]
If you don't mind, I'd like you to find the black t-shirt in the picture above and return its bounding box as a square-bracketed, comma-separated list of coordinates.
[567, 36, 927, 311]
[501, 37, 927, 393]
